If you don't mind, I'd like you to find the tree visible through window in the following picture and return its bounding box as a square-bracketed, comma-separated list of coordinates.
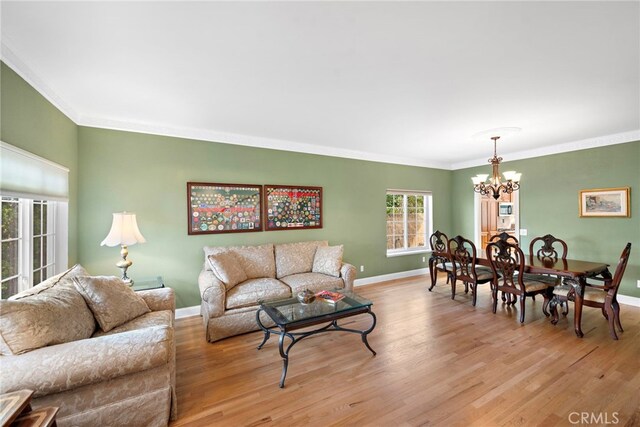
[1, 197, 21, 298]
[0, 197, 58, 299]
[386, 191, 432, 255]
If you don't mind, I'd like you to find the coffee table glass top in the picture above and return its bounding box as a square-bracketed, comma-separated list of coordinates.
[259, 290, 372, 326]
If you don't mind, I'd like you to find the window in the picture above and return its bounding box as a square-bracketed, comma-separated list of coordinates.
[1, 197, 62, 298]
[386, 190, 432, 256]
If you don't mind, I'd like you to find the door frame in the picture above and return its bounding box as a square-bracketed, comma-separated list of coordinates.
[474, 191, 520, 248]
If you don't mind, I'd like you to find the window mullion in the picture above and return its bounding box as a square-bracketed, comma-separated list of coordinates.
[403, 195, 408, 250]
[19, 199, 32, 291]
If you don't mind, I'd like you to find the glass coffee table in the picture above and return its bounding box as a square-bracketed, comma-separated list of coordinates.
[256, 289, 377, 388]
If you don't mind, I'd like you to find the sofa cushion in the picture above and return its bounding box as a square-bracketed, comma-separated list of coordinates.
[207, 252, 247, 290]
[0, 279, 96, 355]
[280, 272, 344, 294]
[93, 310, 173, 337]
[225, 278, 291, 310]
[312, 245, 343, 277]
[204, 244, 276, 279]
[9, 264, 89, 300]
[275, 241, 328, 278]
[74, 276, 150, 332]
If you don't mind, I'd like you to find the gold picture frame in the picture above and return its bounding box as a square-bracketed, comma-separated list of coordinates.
[579, 187, 630, 218]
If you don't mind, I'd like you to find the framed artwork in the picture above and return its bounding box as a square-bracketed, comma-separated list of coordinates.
[579, 187, 630, 218]
[264, 185, 323, 230]
[187, 182, 262, 235]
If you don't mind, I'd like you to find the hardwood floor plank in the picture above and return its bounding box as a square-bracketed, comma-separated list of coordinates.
[171, 276, 640, 426]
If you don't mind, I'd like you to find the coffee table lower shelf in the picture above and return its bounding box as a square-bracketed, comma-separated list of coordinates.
[256, 305, 377, 388]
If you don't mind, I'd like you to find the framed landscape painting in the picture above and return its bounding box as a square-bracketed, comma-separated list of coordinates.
[579, 187, 630, 218]
[187, 182, 262, 234]
[264, 185, 323, 230]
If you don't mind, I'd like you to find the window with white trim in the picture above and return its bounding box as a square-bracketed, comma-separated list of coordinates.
[1, 141, 69, 299]
[1, 198, 61, 298]
[386, 190, 432, 256]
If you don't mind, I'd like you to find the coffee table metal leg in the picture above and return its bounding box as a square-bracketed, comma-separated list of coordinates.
[278, 331, 289, 388]
[331, 309, 377, 356]
[256, 308, 271, 350]
[361, 311, 377, 356]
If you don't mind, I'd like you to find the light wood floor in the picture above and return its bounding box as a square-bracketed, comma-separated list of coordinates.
[171, 276, 640, 426]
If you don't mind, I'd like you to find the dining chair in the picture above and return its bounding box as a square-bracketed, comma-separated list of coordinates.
[486, 239, 554, 323]
[529, 233, 569, 313]
[448, 235, 496, 306]
[428, 231, 454, 291]
[550, 242, 632, 340]
[529, 234, 568, 261]
[489, 231, 519, 245]
[489, 232, 519, 303]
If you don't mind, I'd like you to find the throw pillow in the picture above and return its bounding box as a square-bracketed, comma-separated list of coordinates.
[312, 245, 344, 278]
[275, 241, 328, 278]
[207, 252, 248, 290]
[9, 264, 89, 300]
[0, 280, 96, 355]
[73, 276, 150, 332]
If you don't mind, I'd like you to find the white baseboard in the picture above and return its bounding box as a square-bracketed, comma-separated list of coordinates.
[176, 305, 200, 319]
[354, 268, 429, 287]
[617, 294, 640, 308]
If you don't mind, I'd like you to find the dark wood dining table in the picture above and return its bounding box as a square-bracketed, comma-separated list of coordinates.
[429, 250, 611, 337]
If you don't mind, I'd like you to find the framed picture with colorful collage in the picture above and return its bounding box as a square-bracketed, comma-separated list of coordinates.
[187, 182, 262, 235]
[264, 185, 323, 231]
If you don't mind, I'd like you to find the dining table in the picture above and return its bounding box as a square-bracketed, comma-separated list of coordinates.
[429, 250, 611, 338]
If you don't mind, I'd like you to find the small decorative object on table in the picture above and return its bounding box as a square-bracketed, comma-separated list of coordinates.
[315, 290, 345, 304]
[296, 289, 316, 304]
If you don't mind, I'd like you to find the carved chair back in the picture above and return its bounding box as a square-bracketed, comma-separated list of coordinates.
[429, 230, 450, 255]
[486, 239, 526, 295]
[529, 234, 568, 261]
[448, 236, 480, 283]
[489, 231, 519, 246]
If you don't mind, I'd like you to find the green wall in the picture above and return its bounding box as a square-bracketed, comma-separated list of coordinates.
[3, 60, 638, 306]
[452, 142, 640, 298]
[0, 62, 79, 264]
[77, 127, 451, 308]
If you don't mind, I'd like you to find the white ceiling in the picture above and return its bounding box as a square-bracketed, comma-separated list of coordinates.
[2, 1, 639, 169]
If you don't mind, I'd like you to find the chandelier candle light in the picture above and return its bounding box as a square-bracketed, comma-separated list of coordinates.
[472, 135, 522, 200]
[101, 212, 146, 285]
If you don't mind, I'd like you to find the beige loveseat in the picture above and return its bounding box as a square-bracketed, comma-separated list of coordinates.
[199, 240, 356, 342]
[0, 265, 177, 426]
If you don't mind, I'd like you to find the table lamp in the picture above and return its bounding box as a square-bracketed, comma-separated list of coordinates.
[100, 212, 146, 284]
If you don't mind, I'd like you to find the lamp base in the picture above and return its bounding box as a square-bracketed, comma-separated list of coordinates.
[116, 245, 134, 286]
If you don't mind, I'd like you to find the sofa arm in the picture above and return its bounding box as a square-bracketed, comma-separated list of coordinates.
[138, 287, 175, 313]
[198, 270, 225, 318]
[0, 325, 172, 397]
[341, 263, 356, 290]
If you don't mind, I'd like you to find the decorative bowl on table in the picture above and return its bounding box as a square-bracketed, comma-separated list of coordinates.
[297, 289, 316, 304]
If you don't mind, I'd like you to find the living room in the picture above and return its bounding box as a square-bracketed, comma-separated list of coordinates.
[1, 1, 639, 426]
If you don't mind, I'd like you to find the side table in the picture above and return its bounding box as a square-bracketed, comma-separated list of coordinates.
[131, 276, 164, 292]
[0, 389, 58, 427]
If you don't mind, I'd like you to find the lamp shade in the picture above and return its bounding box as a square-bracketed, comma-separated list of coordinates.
[100, 212, 146, 247]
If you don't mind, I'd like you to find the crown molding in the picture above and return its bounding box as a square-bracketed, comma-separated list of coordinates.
[1, 38, 81, 124]
[450, 130, 640, 170]
[78, 115, 451, 170]
[2, 40, 638, 171]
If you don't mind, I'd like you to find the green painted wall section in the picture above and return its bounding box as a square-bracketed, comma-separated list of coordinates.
[0, 62, 79, 264]
[77, 127, 451, 308]
[452, 142, 640, 298]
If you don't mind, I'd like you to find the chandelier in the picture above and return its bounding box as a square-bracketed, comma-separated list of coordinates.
[471, 135, 521, 200]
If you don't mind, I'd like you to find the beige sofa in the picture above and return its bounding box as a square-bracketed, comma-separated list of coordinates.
[199, 240, 356, 342]
[0, 265, 177, 426]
